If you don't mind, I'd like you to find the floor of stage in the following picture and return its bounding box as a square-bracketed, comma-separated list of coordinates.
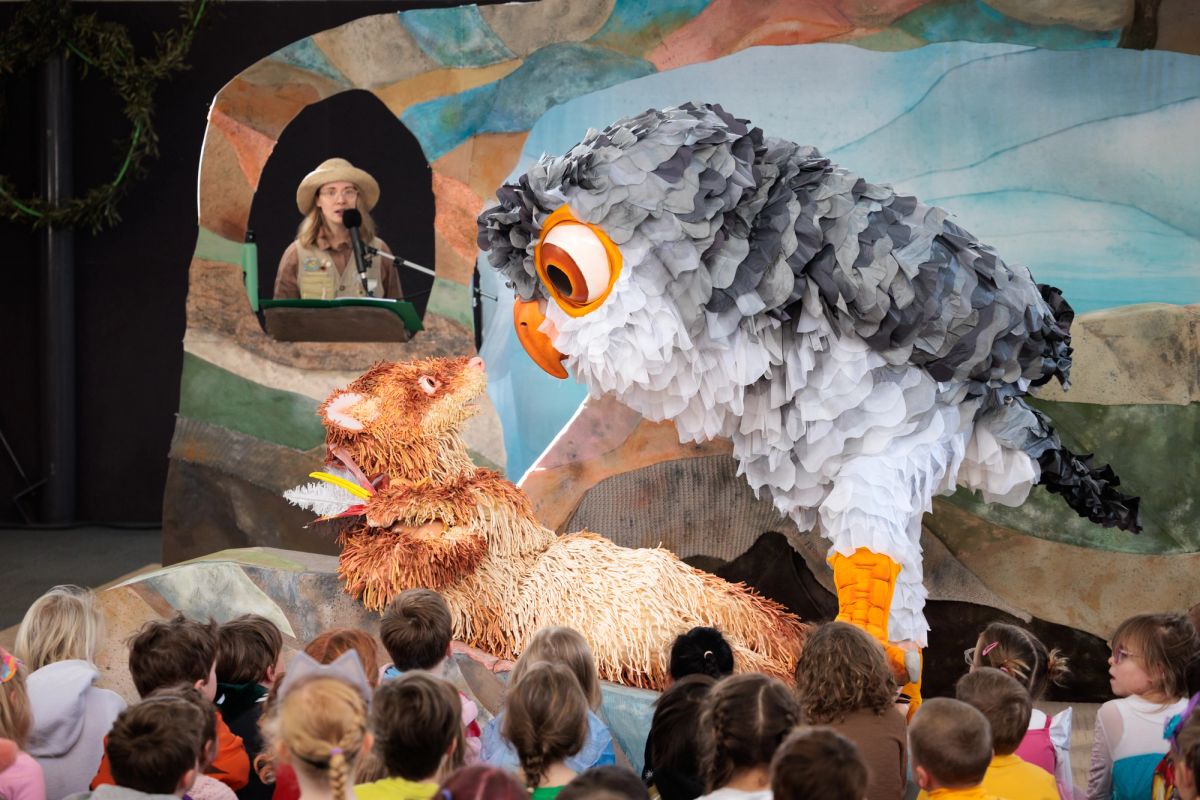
[0, 525, 161, 630]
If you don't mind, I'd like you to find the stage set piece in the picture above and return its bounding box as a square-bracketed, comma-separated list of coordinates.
[168, 0, 1199, 705]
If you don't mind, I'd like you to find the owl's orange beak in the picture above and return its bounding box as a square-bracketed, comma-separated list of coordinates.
[514, 297, 568, 379]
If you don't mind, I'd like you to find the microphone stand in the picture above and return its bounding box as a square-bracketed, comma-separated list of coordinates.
[364, 246, 497, 301]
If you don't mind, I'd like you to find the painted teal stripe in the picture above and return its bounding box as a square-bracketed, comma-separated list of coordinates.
[194, 227, 244, 267]
[426, 278, 475, 329]
[178, 353, 326, 452]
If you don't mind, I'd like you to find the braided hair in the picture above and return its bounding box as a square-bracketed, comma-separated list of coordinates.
[701, 673, 801, 792]
[270, 678, 368, 800]
[502, 661, 589, 790]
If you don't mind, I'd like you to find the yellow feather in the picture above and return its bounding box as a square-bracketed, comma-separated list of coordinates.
[309, 471, 372, 500]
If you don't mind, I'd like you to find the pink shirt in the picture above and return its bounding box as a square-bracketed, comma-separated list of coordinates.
[0, 752, 47, 800]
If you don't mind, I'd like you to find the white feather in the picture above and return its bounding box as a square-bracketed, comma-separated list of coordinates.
[283, 480, 360, 518]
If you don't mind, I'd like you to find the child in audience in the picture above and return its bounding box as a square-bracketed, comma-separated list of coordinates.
[483, 628, 614, 772]
[699, 673, 800, 800]
[794, 621, 906, 800]
[150, 687, 236, 800]
[13, 586, 124, 800]
[92, 614, 249, 792]
[668, 629, 734, 683]
[1088, 613, 1199, 800]
[378, 590, 481, 759]
[216, 615, 283, 800]
[956, 668, 1057, 800]
[303, 630, 380, 689]
[642, 675, 715, 800]
[67, 695, 207, 800]
[436, 765, 528, 800]
[967, 621, 1071, 792]
[1170, 697, 1200, 800]
[908, 698, 993, 800]
[504, 661, 589, 798]
[356, 672, 464, 800]
[0, 647, 45, 800]
[769, 727, 867, 800]
[265, 676, 370, 800]
[558, 766, 650, 800]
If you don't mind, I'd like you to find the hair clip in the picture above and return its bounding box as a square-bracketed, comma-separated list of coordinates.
[702, 650, 714, 659]
[0, 649, 19, 685]
[279, 650, 372, 704]
[329, 748, 343, 757]
[981, 641, 1000, 657]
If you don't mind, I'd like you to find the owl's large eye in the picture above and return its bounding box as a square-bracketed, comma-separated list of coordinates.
[535, 205, 622, 316]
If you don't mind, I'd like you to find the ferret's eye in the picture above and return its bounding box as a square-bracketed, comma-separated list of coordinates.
[534, 210, 621, 317]
[418, 376, 440, 396]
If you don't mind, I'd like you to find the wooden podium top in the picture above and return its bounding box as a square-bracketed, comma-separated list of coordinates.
[264, 306, 413, 342]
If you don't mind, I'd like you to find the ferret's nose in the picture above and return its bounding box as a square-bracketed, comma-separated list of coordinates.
[468, 356, 485, 371]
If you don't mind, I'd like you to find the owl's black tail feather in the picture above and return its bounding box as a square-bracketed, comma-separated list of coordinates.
[1037, 445, 1141, 533]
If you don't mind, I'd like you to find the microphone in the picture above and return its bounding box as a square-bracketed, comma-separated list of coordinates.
[341, 208, 371, 295]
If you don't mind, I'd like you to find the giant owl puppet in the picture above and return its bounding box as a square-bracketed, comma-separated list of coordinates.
[477, 102, 1140, 699]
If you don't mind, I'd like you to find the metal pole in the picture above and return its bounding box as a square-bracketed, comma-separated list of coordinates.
[38, 54, 75, 523]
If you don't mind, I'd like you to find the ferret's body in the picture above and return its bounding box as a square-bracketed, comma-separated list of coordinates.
[318, 356, 804, 688]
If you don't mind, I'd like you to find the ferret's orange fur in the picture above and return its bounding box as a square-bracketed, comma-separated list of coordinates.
[322, 356, 807, 688]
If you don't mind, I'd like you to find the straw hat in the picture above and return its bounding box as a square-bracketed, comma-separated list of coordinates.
[296, 158, 380, 214]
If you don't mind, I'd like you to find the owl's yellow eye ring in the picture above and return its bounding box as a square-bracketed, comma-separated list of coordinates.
[534, 205, 622, 316]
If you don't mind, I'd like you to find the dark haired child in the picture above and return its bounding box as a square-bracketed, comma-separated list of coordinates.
[770, 727, 868, 800]
[967, 621, 1071, 789]
[215, 615, 283, 800]
[357, 673, 464, 800]
[91, 615, 249, 792]
[909, 698, 993, 800]
[642, 675, 715, 800]
[558, 766, 649, 800]
[0, 647, 45, 800]
[68, 695, 207, 800]
[148, 688, 236, 800]
[504, 661, 589, 798]
[379, 590, 481, 760]
[669, 628, 734, 683]
[956, 669, 1056, 800]
[699, 673, 800, 799]
[1088, 613, 1199, 800]
[795, 622, 906, 800]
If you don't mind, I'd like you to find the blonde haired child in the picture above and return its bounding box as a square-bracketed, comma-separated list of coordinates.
[0, 647, 46, 800]
[14, 586, 124, 800]
[483, 628, 615, 772]
[267, 677, 371, 800]
[1088, 613, 1200, 800]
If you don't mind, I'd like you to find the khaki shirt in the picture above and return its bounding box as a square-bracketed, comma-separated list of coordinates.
[273, 233, 402, 300]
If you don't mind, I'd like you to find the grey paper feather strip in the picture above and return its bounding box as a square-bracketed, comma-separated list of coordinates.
[479, 103, 1139, 638]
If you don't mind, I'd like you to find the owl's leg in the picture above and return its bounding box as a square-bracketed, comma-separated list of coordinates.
[831, 548, 923, 714]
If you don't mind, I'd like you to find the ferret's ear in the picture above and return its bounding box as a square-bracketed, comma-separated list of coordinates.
[323, 392, 378, 431]
[418, 376, 441, 396]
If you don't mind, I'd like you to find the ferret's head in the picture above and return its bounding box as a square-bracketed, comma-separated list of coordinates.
[320, 356, 487, 477]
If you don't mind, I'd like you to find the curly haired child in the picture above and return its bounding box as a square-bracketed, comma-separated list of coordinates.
[699, 673, 800, 800]
[503, 661, 590, 798]
[1088, 613, 1200, 800]
[795, 622, 905, 800]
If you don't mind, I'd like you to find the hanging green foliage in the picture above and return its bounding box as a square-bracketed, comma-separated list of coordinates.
[0, 0, 208, 233]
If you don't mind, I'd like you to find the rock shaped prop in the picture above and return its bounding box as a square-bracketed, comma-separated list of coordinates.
[285, 355, 806, 689]
[478, 102, 1140, 699]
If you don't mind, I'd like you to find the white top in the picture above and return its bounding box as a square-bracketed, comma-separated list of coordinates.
[696, 790, 772, 800]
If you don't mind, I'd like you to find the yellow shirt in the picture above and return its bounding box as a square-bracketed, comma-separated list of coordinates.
[917, 785, 1005, 799]
[355, 776, 440, 800]
[980, 753, 1057, 800]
